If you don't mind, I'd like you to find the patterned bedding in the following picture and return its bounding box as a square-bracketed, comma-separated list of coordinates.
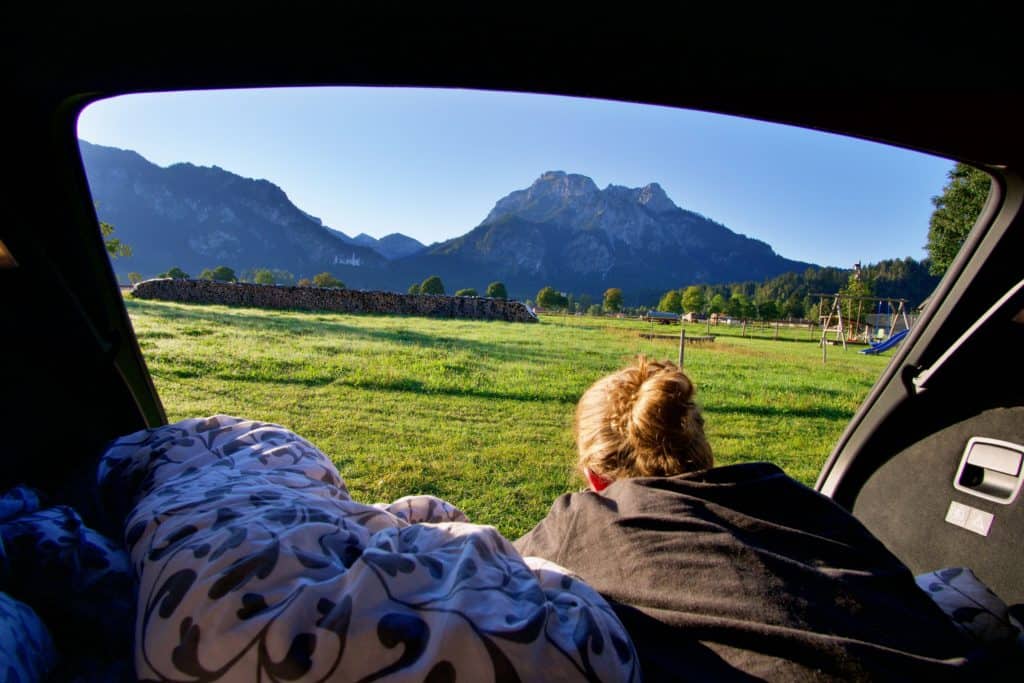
[0, 485, 136, 681]
[98, 416, 639, 682]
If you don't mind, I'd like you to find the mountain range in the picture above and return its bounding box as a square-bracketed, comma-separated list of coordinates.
[327, 228, 426, 261]
[80, 141, 813, 302]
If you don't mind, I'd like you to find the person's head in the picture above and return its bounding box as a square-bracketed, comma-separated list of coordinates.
[576, 356, 712, 491]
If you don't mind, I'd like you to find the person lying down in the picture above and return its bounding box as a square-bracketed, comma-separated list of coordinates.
[98, 357, 989, 682]
[98, 416, 640, 682]
[515, 356, 984, 681]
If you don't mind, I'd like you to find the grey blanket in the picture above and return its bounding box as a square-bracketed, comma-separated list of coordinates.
[516, 463, 981, 681]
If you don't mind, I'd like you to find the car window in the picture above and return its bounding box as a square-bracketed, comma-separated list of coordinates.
[76, 87, 988, 537]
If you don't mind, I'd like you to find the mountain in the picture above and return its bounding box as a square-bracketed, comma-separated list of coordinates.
[398, 171, 812, 302]
[81, 142, 815, 300]
[80, 140, 387, 279]
[326, 228, 425, 260]
[352, 232, 425, 260]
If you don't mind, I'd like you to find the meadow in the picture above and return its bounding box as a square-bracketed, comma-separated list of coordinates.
[125, 299, 892, 538]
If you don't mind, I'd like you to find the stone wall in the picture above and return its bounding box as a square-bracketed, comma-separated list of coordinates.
[131, 279, 538, 323]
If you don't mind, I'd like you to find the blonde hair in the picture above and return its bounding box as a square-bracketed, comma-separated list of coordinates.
[576, 356, 713, 482]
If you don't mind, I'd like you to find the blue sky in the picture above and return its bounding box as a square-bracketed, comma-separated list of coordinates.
[77, 87, 954, 268]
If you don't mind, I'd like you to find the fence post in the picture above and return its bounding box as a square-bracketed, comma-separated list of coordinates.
[678, 326, 686, 367]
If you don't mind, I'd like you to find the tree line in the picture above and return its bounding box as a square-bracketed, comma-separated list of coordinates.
[135, 266, 346, 289]
[654, 256, 940, 321]
[407, 277, 509, 299]
[524, 258, 941, 321]
[535, 287, 623, 315]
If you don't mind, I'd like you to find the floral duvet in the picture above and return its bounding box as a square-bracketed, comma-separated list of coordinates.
[99, 416, 638, 682]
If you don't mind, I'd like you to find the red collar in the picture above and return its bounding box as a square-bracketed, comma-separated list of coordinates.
[584, 467, 612, 492]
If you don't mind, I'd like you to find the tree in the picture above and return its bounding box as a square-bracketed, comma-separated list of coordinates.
[420, 275, 445, 295]
[741, 297, 757, 321]
[198, 265, 237, 282]
[603, 288, 623, 313]
[408, 283, 421, 295]
[781, 296, 804, 320]
[727, 293, 748, 319]
[99, 219, 131, 258]
[537, 286, 568, 310]
[587, 304, 603, 316]
[253, 269, 276, 285]
[249, 269, 296, 286]
[757, 300, 779, 321]
[127, 272, 143, 285]
[681, 286, 706, 314]
[708, 293, 727, 315]
[839, 271, 873, 328]
[657, 290, 683, 313]
[455, 288, 478, 297]
[312, 272, 345, 288]
[486, 281, 508, 299]
[297, 278, 312, 287]
[158, 267, 190, 279]
[926, 163, 990, 276]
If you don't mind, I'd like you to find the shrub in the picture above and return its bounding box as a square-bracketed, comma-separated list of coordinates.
[312, 272, 345, 289]
[537, 286, 568, 310]
[602, 288, 623, 313]
[158, 267, 190, 279]
[420, 276, 445, 295]
[199, 265, 237, 282]
[486, 281, 508, 299]
[253, 269, 276, 285]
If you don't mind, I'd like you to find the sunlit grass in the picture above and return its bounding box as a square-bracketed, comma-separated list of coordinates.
[126, 300, 891, 537]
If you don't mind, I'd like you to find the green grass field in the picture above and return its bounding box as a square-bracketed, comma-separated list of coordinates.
[125, 299, 892, 538]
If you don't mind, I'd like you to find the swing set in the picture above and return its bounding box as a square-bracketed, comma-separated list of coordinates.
[814, 293, 911, 350]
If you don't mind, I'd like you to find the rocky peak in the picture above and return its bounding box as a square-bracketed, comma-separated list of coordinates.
[637, 182, 677, 212]
[528, 171, 599, 200]
[483, 172, 684, 243]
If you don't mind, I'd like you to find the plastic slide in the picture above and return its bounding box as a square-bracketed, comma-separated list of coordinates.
[860, 328, 909, 354]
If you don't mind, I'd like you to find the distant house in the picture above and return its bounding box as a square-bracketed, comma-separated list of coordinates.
[643, 310, 679, 324]
[681, 312, 702, 323]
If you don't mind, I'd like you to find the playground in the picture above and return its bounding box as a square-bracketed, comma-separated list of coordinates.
[815, 292, 915, 357]
[637, 291, 917, 364]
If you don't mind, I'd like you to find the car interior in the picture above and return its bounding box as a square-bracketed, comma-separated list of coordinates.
[3, 9, 1022, 677]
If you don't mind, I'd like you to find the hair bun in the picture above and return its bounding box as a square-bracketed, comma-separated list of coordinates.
[576, 355, 713, 481]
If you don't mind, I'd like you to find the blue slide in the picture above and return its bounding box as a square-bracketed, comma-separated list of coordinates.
[860, 328, 909, 354]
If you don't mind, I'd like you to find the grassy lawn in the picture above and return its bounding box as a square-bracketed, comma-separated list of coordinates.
[125, 299, 892, 538]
